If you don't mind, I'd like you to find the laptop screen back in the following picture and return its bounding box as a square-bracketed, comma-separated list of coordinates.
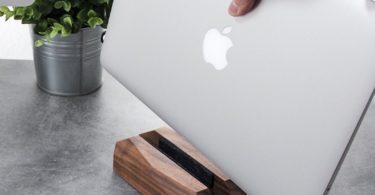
[102, 0, 375, 194]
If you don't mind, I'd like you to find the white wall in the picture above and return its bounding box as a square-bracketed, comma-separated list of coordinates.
[0, 18, 33, 60]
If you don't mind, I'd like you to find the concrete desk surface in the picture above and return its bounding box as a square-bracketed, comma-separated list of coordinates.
[0, 60, 373, 195]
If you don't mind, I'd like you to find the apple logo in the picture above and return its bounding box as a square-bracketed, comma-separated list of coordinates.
[203, 27, 233, 70]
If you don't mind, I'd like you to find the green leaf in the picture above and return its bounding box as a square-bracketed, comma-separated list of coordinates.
[71, 0, 80, 8]
[33, 11, 42, 20]
[5, 11, 14, 21]
[54, 1, 71, 12]
[47, 18, 58, 24]
[24, 7, 34, 20]
[61, 15, 72, 27]
[53, 22, 64, 31]
[45, 34, 51, 42]
[0, 6, 14, 21]
[87, 10, 97, 17]
[49, 28, 58, 38]
[61, 26, 71, 37]
[34, 19, 48, 33]
[97, 0, 110, 4]
[0, 6, 10, 14]
[36, 2, 53, 16]
[35, 40, 44, 47]
[13, 7, 25, 20]
[77, 9, 88, 22]
[87, 17, 103, 28]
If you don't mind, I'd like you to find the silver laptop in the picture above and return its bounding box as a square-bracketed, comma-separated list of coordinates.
[102, 0, 375, 194]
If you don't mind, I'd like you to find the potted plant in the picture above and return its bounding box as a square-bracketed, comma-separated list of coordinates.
[0, 0, 113, 96]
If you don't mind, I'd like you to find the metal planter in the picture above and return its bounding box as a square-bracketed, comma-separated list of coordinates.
[33, 27, 104, 96]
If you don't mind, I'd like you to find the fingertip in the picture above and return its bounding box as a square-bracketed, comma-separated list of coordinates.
[228, 2, 239, 16]
[229, 0, 259, 17]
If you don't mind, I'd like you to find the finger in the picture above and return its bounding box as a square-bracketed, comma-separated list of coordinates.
[228, 0, 257, 16]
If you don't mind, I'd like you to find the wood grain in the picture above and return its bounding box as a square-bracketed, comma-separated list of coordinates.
[114, 127, 246, 195]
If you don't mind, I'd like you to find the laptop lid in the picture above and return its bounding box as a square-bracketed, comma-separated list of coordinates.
[102, 0, 375, 194]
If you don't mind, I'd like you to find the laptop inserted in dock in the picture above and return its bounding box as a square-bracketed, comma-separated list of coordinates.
[102, 0, 375, 194]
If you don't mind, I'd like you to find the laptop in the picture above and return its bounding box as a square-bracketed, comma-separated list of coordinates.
[102, 0, 375, 194]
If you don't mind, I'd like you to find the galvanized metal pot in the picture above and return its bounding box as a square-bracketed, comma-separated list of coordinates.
[33, 27, 105, 96]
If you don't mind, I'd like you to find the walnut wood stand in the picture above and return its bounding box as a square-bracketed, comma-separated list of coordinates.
[113, 127, 246, 195]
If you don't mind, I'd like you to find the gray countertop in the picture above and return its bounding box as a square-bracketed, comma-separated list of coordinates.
[0, 60, 374, 195]
[0, 60, 166, 195]
[330, 93, 375, 193]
